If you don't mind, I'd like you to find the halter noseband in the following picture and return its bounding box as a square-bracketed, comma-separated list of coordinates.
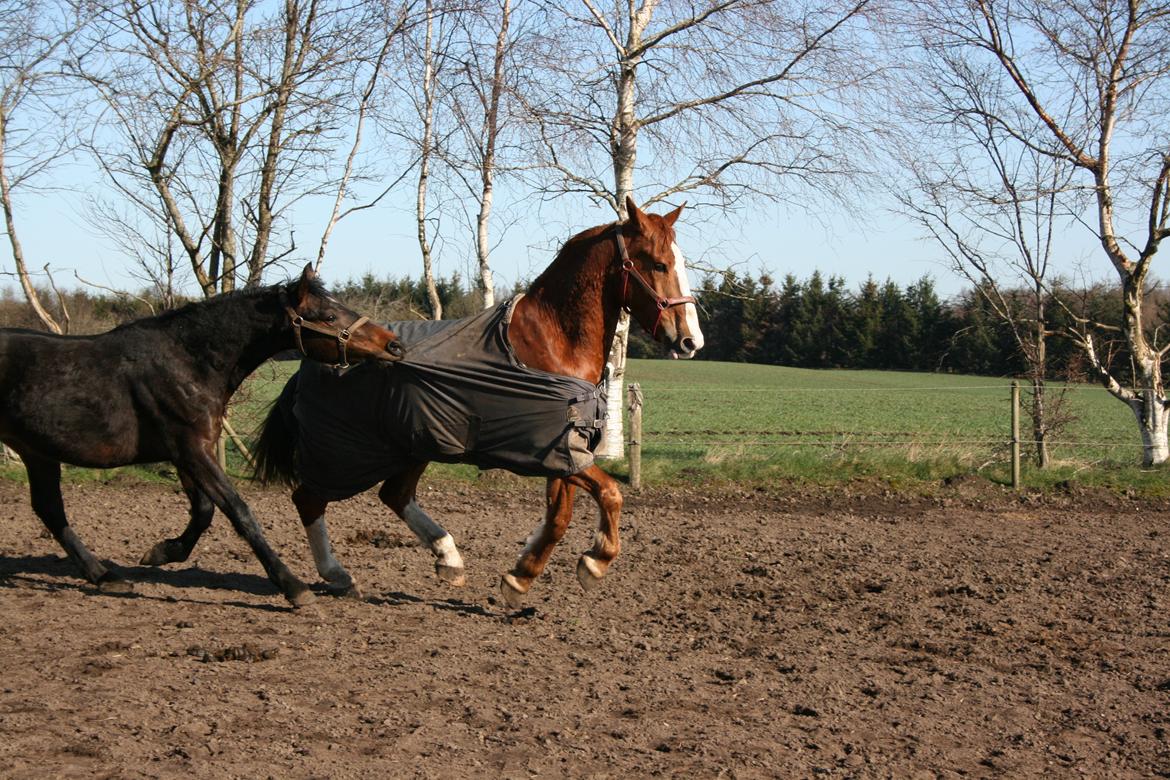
[285, 304, 370, 373]
[615, 226, 695, 338]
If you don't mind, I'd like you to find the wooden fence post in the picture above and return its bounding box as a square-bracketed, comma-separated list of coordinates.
[628, 382, 643, 490]
[1011, 381, 1021, 490]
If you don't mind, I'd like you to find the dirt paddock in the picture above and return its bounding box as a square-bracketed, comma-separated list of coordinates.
[0, 476, 1167, 778]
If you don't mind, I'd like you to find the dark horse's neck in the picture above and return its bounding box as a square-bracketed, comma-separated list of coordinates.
[126, 285, 292, 398]
[510, 223, 622, 385]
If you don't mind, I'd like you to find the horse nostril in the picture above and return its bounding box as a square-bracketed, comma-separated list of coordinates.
[680, 337, 696, 353]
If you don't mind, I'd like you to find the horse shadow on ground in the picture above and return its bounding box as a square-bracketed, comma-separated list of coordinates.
[366, 591, 497, 618]
[0, 554, 515, 620]
[0, 553, 289, 613]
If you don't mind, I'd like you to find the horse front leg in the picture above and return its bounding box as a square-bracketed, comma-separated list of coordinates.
[178, 444, 313, 609]
[379, 463, 466, 587]
[568, 465, 622, 591]
[293, 485, 360, 599]
[140, 469, 214, 566]
[22, 452, 132, 593]
[500, 477, 576, 608]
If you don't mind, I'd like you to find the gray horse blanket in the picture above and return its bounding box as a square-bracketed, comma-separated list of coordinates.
[288, 296, 607, 501]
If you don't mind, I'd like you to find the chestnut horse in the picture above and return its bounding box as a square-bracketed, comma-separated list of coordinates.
[0, 265, 402, 607]
[244, 198, 704, 605]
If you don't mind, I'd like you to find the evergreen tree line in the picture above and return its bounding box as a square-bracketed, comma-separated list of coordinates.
[3, 268, 1163, 382]
[631, 271, 1162, 382]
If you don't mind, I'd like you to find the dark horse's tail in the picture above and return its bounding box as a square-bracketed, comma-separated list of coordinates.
[251, 372, 301, 487]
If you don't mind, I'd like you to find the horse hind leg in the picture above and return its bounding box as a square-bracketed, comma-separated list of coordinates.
[378, 464, 466, 587]
[500, 477, 576, 608]
[294, 485, 361, 599]
[24, 454, 132, 593]
[141, 470, 214, 566]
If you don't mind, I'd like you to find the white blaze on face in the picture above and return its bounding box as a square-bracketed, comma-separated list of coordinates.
[671, 241, 705, 357]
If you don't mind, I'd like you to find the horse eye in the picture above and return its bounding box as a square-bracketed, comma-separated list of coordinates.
[326, 314, 337, 323]
[653, 262, 668, 273]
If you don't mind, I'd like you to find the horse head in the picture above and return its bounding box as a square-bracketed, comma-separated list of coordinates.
[618, 196, 705, 359]
[284, 264, 405, 368]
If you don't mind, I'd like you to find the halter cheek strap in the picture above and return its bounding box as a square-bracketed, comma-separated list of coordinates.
[614, 227, 695, 337]
[285, 305, 370, 372]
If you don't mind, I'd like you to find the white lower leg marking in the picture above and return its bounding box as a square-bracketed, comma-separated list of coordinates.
[432, 532, 465, 569]
[306, 516, 353, 586]
[400, 500, 464, 568]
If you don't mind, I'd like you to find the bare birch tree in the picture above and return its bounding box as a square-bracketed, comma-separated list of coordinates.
[522, 0, 878, 457]
[444, 0, 518, 310]
[414, 0, 444, 320]
[898, 0, 1170, 465]
[891, 42, 1078, 467]
[0, 0, 85, 332]
[79, 0, 394, 298]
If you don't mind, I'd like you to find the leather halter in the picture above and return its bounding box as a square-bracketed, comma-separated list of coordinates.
[285, 304, 370, 372]
[614, 226, 695, 337]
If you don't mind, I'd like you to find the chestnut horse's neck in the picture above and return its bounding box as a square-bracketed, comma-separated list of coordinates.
[509, 224, 622, 385]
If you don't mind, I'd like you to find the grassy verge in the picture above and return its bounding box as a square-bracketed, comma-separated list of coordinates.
[8, 358, 1166, 497]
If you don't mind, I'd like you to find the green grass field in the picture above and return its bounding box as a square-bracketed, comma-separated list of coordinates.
[621, 359, 1158, 491]
[6, 358, 1163, 494]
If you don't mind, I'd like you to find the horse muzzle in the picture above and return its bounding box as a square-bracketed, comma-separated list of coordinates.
[669, 334, 703, 360]
[386, 339, 406, 360]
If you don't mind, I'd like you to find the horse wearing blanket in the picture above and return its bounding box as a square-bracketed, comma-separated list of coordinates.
[245, 198, 705, 605]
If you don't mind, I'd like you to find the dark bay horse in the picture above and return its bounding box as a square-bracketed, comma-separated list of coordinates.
[236, 198, 703, 605]
[0, 264, 402, 607]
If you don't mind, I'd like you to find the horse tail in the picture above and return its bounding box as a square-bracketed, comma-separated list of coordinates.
[251, 372, 301, 487]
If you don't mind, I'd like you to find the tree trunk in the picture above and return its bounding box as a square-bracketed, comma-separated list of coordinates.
[595, 9, 648, 460]
[1131, 391, 1170, 467]
[0, 123, 64, 334]
[417, 0, 442, 320]
[1030, 378, 1049, 469]
[474, 0, 510, 311]
[1031, 292, 1049, 468]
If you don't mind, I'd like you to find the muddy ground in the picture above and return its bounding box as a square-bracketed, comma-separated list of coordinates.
[0, 475, 1167, 778]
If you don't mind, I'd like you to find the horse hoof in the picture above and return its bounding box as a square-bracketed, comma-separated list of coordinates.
[97, 573, 134, 594]
[288, 586, 317, 610]
[330, 584, 364, 601]
[435, 564, 467, 587]
[576, 555, 605, 592]
[499, 574, 528, 609]
[139, 540, 185, 566]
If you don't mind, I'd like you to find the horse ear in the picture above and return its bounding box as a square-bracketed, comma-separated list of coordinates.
[294, 263, 316, 307]
[664, 202, 685, 227]
[625, 196, 646, 233]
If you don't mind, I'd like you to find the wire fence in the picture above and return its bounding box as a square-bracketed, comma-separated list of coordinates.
[624, 378, 1148, 484]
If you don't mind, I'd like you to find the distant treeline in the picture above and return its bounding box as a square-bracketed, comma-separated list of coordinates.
[631, 271, 1158, 382]
[1, 269, 1159, 381]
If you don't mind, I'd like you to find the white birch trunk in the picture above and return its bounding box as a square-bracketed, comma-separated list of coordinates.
[417, 0, 442, 320]
[595, 1, 653, 459]
[0, 123, 64, 334]
[1131, 391, 1170, 466]
[474, 0, 509, 311]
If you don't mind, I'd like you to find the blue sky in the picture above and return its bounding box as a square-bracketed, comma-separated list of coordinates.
[12, 175, 1106, 303]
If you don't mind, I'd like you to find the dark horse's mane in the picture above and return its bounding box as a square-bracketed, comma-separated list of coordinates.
[105, 275, 329, 337]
